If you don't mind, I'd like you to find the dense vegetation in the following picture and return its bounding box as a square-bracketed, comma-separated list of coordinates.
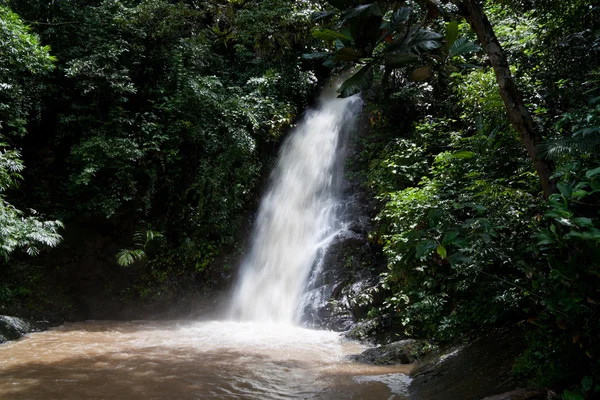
[1, 0, 319, 310]
[1, 0, 599, 397]
[307, 0, 599, 397]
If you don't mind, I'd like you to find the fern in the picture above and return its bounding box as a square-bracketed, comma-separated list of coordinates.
[116, 229, 163, 267]
[116, 249, 146, 267]
[540, 134, 600, 160]
[541, 101, 600, 160]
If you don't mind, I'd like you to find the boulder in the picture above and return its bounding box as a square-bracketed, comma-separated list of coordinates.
[409, 328, 527, 400]
[0, 315, 39, 343]
[350, 339, 431, 365]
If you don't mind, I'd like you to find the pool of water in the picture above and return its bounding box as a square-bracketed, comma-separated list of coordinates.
[0, 320, 412, 399]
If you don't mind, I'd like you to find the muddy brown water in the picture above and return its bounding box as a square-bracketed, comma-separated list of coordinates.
[0, 320, 412, 399]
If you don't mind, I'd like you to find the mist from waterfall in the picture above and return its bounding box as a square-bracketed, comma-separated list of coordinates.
[229, 85, 361, 324]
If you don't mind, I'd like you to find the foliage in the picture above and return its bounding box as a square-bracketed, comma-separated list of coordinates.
[0, 0, 599, 396]
[306, 1, 453, 97]
[350, 1, 600, 395]
[1, 0, 318, 303]
[372, 116, 538, 340]
[0, 6, 62, 259]
[116, 229, 163, 267]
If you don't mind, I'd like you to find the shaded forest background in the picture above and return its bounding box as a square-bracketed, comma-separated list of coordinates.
[0, 0, 599, 398]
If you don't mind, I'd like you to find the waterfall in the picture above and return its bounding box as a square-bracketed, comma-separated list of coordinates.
[229, 84, 361, 324]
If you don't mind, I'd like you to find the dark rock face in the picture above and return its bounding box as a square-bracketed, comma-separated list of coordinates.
[300, 111, 387, 332]
[300, 226, 381, 331]
[349, 339, 430, 365]
[408, 328, 527, 400]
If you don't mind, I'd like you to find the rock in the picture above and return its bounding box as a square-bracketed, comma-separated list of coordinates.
[301, 228, 378, 330]
[349, 339, 430, 365]
[481, 389, 548, 400]
[409, 328, 527, 400]
[345, 319, 380, 343]
[344, 313, 407, 344]
[0, 315, 40, 344]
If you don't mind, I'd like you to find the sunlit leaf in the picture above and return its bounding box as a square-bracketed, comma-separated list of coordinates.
[436, 244, 447, 259]
[311, 28, 353, 43]
[444, 21, 459, 50]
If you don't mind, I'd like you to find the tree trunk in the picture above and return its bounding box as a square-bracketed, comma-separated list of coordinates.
[462, 0, 557, 199]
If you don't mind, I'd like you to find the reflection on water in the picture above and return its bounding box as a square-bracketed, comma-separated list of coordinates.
[0, 321, 411, 399]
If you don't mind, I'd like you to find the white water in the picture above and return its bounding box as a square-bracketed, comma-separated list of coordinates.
[230, 86, 361, 323]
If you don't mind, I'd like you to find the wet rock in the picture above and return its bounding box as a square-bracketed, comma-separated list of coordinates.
[301, 228, 379, 330]
[344, 313, 407, 344]
[0, 315, 41, 343]
[409, 328, 527, 400]
[345, 318, 380, 342]
[481, 388, 547, 400]
[349, 339, 430, 365]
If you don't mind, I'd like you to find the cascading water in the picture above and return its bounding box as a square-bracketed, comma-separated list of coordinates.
[230, 85, 361, 323]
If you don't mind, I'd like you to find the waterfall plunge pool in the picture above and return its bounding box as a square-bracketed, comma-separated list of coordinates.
[0, 320, 412, 399]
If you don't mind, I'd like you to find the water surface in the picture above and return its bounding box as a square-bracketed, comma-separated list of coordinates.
[0, 320, 411, 399]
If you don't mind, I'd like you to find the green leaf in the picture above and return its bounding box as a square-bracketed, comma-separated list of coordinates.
[563, 390, 585, 400]
[449, 252, 472, 265]
[464, 203, 487, 213]
[449, 37, 481, 57]
[571, 189, 589, 198]
[581, 228, 600, 241]
[437, 245, 447, 259]
[383, 53, 420, 69]
[335, 47, 362, 61]
[585, 166, 600, 178]
[337, 64, 373, 98]
[557, 182, 572, 198]
[444, 21, 459, 50]
[537, 230, 555, 245]
[390, 7, 411, 26]
[342, 3, 383, 20]
[415, 240, 437, 259]
[311, 28, 353, 43]
[442, 231, 459, 246]
[572, 217, 593, 227]
[311, 11, 337, 21]
[549, 269, 562, 279]
[380, 7, 411, 40]
[116, 249, 146, 267]
[449, 150, 476, 159]
[407, 29, 444, 54]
